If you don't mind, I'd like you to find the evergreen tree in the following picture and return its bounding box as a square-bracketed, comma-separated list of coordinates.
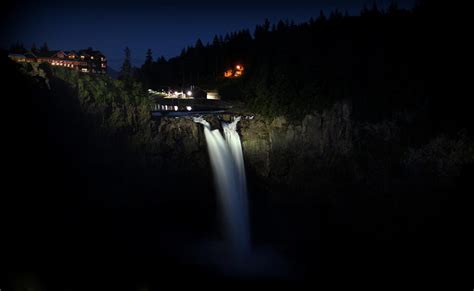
[120, 47, 132, 80]
[145, 49, 153, 66]
[157, 56, 166, 64]
[31, 43, 38, 53]
[40, 42, 49, 53]
[195, 38, 204, 49]
[212, 35, 221, 47]
[263, 18, 270, 32]
[318, 9, 327, 22]
[10, 41, 25, 53]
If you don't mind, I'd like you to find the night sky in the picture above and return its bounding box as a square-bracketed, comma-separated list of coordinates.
[2, 0, 415, 70]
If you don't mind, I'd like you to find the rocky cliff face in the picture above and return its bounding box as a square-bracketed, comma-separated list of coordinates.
[239, 102, 352, 182]
[150, 117, 207, 175]
[149, 101, 353, 195]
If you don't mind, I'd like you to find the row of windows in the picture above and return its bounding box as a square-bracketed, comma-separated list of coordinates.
[51, 61, 106, 71]
[70, 55, 105, 61]
[52, 62, 75, 68]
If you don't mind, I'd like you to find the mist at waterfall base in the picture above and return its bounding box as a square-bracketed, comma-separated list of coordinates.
[191, 116, 288, 278]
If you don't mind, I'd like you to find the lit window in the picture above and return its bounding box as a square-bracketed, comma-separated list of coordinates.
[80, 56, 85, 59]
[91, 56, 94, 60]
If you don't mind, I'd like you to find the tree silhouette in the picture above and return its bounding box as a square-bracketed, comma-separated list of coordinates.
[40, 42, 49, 53]
[145, 49, 153, 66]
[195, 39, 204, 49]
[9, 41, 25, 53]
[120, 47, 132, 82]
[31, 43, 38, 53]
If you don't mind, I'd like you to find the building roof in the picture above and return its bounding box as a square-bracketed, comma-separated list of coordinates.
[78, 49, 105, 57]
[8, 53, 26, 58]
[63, 50, 77, 56]
[35, 50, 61, 58]
[24, 52, 37, 58]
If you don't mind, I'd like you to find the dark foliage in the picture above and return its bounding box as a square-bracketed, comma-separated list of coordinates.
[40, 41, 49, 53]
[119, 46, 133, 83]
[137, 2, 469, 137]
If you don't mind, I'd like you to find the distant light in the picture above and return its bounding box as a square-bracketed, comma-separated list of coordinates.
[206, 92, 220, 100]
[174, 91, 179, 95]
[186, 90, 192, 96]
[174, 106, 178, 111]
[236, 65, 241, 69]
[186, 106, 192, 111]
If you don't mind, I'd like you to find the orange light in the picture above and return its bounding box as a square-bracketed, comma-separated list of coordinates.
[236, 65, 241, 69]
[224, 69, 233, 77]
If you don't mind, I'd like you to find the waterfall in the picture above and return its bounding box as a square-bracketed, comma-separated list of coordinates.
[193, 116, 251, 256]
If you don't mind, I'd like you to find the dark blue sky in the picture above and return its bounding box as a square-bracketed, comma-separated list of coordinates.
[2, 0, 415, 69]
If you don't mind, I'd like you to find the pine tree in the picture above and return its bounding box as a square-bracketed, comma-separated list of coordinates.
[120, 47, 132, 81]
[31, 43, 38, 53]
[40, 42, 49, 53]
[10, 41, 25, 53]
[263, 18, 270, 32]
[212, 35, 220, 47]
[145, 49, 153, 66]
[318, 9, 327, 22]
[195, 38, 204, 49]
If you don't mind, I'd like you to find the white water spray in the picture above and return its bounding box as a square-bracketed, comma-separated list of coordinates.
[193, 116, 251, 256]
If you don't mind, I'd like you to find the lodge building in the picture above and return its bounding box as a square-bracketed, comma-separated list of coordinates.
[8, 48, 107, 74]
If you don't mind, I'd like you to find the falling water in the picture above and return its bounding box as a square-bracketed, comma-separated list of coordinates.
[193, 116, 251, 256]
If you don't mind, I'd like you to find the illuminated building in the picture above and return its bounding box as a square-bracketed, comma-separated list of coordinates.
[8, 48, 107, 74]
[223, 64, 244, 78]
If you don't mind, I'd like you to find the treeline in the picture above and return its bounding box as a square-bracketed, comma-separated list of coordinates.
[134, 1, 447, 122]
[9, 41, 50, 54]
